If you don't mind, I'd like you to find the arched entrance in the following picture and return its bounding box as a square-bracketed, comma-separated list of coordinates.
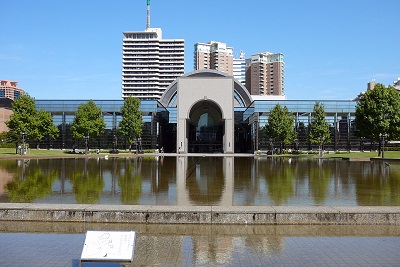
[160, 69, 254, 154]
[188, 100, 224, 153]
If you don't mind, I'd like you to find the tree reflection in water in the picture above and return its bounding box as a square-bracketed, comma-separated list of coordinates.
[0, 157, 400, 206]
[355, 161, 400, 206]
[5, 159, 58, 203]
[118, 157, 142, 205]
[261, 158, 295, 205]
[307, 159, 331, 205]
[70, 158, 104, 204]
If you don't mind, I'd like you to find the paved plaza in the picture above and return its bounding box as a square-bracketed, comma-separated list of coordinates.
[1, 222, 400, 266]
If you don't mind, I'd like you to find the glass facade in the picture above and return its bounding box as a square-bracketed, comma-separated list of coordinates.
[34, 99, 359, 152]
[35, 100, 162, 150]
[248, 100, 357, 151]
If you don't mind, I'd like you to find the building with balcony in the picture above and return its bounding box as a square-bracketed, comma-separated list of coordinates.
[245, 52, 284, 96]
[194, 41, 234, 75]
[122, 28, 185, 100]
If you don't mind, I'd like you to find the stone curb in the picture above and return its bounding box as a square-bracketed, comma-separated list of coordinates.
[0, 204, 399, 225]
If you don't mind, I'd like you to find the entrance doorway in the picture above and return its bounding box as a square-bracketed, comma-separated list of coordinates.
[188, 101, 224, 153]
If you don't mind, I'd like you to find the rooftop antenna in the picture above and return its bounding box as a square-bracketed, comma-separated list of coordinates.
[146, 0, 150, 29]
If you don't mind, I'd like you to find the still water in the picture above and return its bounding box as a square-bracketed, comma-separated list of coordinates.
[0, 156, 399, 206]
[2, 222, 400, 266]
[0, 222, 400, 267]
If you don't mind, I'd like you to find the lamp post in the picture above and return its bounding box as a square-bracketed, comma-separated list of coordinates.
[269, 138, 274, 155]
[112, 134, 119, 154]
[138, 136, 142, 153]
[83, 135, 89, 155]
[379, 133, 387, 159]
[20, 132, 27, 155]
[294, 139, 299, 153]
[360, 137, 365, 152]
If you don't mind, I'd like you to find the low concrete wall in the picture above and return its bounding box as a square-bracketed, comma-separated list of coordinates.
[1, 204, 399, 225]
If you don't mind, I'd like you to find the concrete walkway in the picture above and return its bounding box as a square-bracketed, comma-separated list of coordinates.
[1, 203, 399, 225]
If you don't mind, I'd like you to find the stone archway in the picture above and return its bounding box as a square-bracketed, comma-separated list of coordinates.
[187, 100, 224, 153]
[160, 69, 253, 154]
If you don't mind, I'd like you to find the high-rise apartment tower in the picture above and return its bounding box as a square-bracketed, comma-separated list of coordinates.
[194, 41, 233, 75]
[245, 52, 284, 96]
[121, 1, 185, 100]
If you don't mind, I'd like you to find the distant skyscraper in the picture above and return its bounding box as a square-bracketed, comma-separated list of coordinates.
[245, 52, 284, 96]
[0, 80, 24, 100]
[233, 51, 246, 85]
[194, 41, 233, 75]
[394, 77, 400, 91]
[367, 81, 377, 91]
[121, 1, 184, 100]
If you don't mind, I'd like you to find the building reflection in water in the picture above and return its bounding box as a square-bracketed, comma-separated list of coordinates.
[1, 156, 400, 265]
[0, 157, 400, 206]
[189, 235, 284, 266]
[176, 156, 233, 206]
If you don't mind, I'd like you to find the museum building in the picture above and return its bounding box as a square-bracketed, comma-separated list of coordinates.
[29, 70, 358, 153]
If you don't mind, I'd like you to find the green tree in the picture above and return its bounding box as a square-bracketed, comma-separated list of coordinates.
[265, 104, 296, 153]
[31, 109, 60, 147]
[6, 94, 38, 144]
[308, 102, 331, 156]
[71, 100, 106, 139]
[6, 94, 59, 148]
[355, 84, 400, 156]
[118, 97, 143, 151]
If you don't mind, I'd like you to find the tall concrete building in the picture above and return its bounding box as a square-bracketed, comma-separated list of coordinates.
[0, 80, 24, 100]
[121, 1, 184, 100]
[194, 41, 233, 75]
[394, 77, 400, 91]
[233, 51, 246, 85]
[245, 52, 284, 96]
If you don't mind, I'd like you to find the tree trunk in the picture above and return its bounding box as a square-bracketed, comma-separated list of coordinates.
[377, 140, 381, 157]
[319, 142, 323, 157]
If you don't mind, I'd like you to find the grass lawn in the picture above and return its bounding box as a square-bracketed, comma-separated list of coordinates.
[0, 147, 399, 159]
[0, 148, 143, 158]
[323, 151, 400, 159]
[0, 148, 69, 156]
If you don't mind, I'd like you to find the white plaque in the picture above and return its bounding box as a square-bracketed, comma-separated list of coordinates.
[81, 231, 136, 262]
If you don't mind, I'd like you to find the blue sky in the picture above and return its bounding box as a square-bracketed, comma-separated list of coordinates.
[1, 0, 399, 100]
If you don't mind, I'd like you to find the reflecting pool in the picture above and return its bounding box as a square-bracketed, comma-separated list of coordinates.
[0, 156, 399, 206]
[0, 222, 400, 267]
[1, 222, 400, 266]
